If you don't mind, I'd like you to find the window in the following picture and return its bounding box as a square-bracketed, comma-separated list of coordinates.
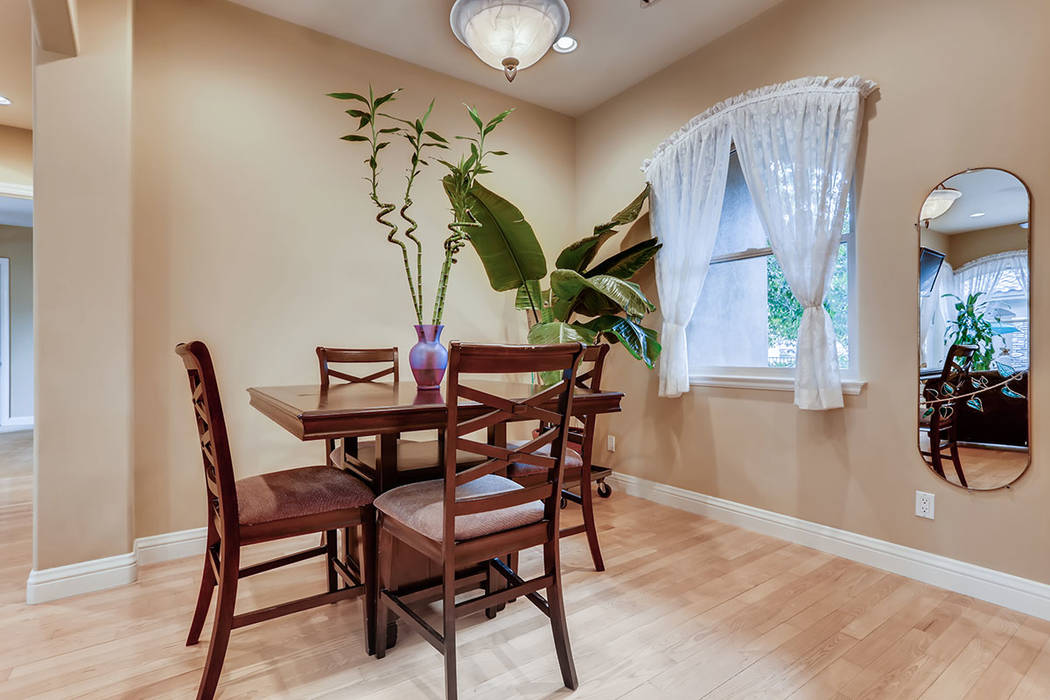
[985, 268, 1029, 369]
[687, 151, 853, 372]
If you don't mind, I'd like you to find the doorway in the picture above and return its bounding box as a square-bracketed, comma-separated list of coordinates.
[0, 193, 33, 432]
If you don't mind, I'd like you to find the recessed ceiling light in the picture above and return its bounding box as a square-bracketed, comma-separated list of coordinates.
[0, 95, 11, 106]
[969, 212, 986, 218]
[552, 35, 578, 53]
[1020, 222, 1030, 229]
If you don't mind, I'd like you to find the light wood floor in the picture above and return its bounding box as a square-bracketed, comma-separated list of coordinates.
[3, 436, 1050, 698]
[927, 446, 1029, 491]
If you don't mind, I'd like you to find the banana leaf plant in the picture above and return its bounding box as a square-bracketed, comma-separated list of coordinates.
[445, 181, 662, 370]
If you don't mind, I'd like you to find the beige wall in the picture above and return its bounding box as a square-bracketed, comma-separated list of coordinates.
[0, 126, 33, 186]
[33, 0, 134, 569]
[0, 225, 33, 418]
[131, 0, 576, 539]
[576, 0, 1050, 583]
[949, 224, 1028, 267]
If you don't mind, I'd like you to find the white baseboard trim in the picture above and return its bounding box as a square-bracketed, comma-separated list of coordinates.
[26, 552, 137, 605]
[0, 424, 32, 433]
[135, 527, 207, 565]
[26, 527, 207, 604]
[608, 472, 1050, 622]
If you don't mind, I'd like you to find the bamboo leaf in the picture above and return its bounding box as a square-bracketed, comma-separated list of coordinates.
[465, 104, 484, 130]
[425, 130, 448, 143]
[328, 92, 368, 102]
[341, 134, 369, 142]
[373, 89, 402, 108]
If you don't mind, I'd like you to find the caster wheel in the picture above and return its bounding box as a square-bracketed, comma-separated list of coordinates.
[560, 496, 568, 509]
[597, 481, 613, 498]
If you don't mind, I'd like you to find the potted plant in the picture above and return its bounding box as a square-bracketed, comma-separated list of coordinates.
[437, 178, 662, 381]
[329, 86, 512, 388]
[944, 291, 1018, 371]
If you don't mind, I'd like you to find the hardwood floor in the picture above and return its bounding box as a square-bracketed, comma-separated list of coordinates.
[931, 446, 1029, 491]
[3, 433, 1050, 698]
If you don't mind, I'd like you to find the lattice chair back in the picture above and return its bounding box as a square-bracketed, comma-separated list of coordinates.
[927, 343, 978, 431]
[316, 346, 399, 389]
[176, 341, 239, 544]
[442, 342, 586, 546]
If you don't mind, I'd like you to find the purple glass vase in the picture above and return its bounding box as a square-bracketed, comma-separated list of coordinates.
[409, 324, 448, 390]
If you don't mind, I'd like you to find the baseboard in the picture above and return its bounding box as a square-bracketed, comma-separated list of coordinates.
[26, 527, 207, 604]
[608, 472, 1050, 622]
[0, 421, 32, 433]
[135, 527, 207, 565]
[26, 552, 137, 605]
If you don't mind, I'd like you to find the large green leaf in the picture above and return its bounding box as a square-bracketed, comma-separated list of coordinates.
[445, 179, 546, 292]
[526, 321, 596, 345]
[554, 185, 651, 272]
[593, 184, 651, 236]
[584, 238, 662, 280]
[550, 270, 655, 321]
[579, 316, 662, 368]
[515, 282, 553, 322]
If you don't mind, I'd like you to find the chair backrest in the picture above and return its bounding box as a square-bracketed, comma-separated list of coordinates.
[316, 346, 399, 389]
[176, 341, 239, 541]
[563, 344, 609, 464]
[443, 342, 586, 547]
[927, 343, 978, 433]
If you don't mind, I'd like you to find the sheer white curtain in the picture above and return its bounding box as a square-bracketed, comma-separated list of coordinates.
[920, 262, 954, 370]
[955, 250, 1028, 300]
[730, 76, 876, 409]
[643, 116, 733, 397]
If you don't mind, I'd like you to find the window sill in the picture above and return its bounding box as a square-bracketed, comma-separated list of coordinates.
[689, 373, 867, 395]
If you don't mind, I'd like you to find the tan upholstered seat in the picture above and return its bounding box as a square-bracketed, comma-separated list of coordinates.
[505, 440, 583, 485]
[373, 474, 544, 542]
[332, 438, 480, 471]
[237, 465, 374, 540]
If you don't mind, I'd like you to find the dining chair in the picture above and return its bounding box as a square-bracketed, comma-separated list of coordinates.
[177, 341, 377, 700]
[920, 343, 977, 487]
[372, 342, 586, 700]
[505, 343, 609, 571]
[317, 346, 476, 482]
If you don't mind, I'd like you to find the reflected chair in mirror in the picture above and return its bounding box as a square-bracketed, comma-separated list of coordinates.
[372, 342, 586, 700]
[178, 341, 376, 700]
[317, 346, 477, 486]
[506, 343, 610, 572]
[920, 343, 977, 487]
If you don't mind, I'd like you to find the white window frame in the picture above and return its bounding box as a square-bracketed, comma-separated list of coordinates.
[0, 182, 34, 430]
[688, 193, 865, 394]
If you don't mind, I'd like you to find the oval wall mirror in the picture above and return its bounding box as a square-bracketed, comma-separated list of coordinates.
[917, 168, 1030, 490]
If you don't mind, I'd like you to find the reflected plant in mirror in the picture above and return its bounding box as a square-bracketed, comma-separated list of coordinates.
[916, 168, 1030, 491]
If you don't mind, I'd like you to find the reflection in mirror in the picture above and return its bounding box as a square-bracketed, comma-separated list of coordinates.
[917, 168, 1030, 490]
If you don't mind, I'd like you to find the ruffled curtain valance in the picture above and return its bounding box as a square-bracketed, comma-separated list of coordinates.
[643, 76, 877, 409]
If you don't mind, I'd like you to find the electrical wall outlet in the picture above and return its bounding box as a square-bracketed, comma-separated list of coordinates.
[915, 491, 935, 520]
[607, 435, 616, 452]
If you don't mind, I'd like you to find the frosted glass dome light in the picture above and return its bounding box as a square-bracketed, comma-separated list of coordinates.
[920, 187, 962, 222]
[450, 0, 571, 82]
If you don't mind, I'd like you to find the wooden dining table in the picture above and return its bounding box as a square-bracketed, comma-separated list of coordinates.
[246, 377, 623, 645]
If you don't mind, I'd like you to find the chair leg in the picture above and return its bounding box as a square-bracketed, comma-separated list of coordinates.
[950, 444, 968, 488]
[196, 545, 239, 700]
[485, 559, 499, 619]
[442, 560, 458, 700]
[360, 511, 378, 656]
[374, 526, 394, 660]
[544, 541, 578, 690]
[186, 554, 216, 646]
[325, 530, 339, 593]
[502, 552, 519, 607]
[579, 471, 605, 572]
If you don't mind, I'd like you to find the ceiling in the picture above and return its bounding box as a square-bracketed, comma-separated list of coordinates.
[229, 0, 783, 116]
[0, 0, 32, 130]
[927, 169, 1030, 235]
[0, 195, 33, 227]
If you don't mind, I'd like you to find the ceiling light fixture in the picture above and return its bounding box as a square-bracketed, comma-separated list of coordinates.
[450, 0, 571, 83]
[919, 187, 961, 224]
[552, 35, 578, 53]
[0, 95, 11, 106]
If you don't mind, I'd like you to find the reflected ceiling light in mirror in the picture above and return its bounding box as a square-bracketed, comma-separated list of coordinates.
[919, 187, 962, 226]
[969, 212, 986, 218]
[0, 95, 11, 106]
[450, 0, 571, 82]
[1021, 222, 1030, 229]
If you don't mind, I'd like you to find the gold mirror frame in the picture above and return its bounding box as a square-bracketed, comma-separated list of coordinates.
[915, 167, 1032, 491]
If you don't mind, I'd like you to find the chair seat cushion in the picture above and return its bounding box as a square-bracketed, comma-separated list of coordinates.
[334, 438, 479, 471]
[373, 474, 544, 542]
[237, 465, 374, 527]
[505, 440, 583, 485]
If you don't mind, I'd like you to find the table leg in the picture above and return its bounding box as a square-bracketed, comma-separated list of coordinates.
[374, 432, 400, 647]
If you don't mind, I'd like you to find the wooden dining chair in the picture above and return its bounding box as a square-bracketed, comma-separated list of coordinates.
[920, 343, 977, 487]
[372, 342, 586, 700]
[505, 343, 609, 571]
[317, 346, 476, 483]
[177, 341, 377, 700]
